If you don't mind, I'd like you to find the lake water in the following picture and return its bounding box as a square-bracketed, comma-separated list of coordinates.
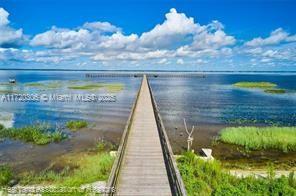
[150, 74, 296, 167]
[0, 71, 295, 171]
[0, 70, 141, 172]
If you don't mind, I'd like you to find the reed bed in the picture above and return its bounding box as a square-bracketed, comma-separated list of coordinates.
[219, 126, 296, 152]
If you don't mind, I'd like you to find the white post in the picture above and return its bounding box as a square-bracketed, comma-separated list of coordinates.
[184, 119, 195, 151]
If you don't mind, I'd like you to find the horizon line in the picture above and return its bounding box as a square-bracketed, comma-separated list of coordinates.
[1, 68, 296, 73]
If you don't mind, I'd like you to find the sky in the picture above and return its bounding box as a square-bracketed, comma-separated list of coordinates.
[0, 0, 296, 71]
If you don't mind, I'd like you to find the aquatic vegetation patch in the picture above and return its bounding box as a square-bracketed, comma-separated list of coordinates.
[234, 82, 277, 89]
[68, 83, 124, 92]
[25, 81, 63, 89]
[0, 83, 17, 86]
[0, 84, 19, 94]
[68, 84, 104, 90]
[0, 165, 13, 186]
[66, 120, 88, 131]
[25, 82, 44, 87]
[96, 139, 115, 152]
[218, 126, 296, 152]
[105, 83, 124, 92]
[0, 90, 18, 94]
[0, 113, 14, 129]
[223, 117, 290, 126]
[177, 152, 296, 195]
[233, 81, 287, 95]
[264, 89, 286, 94]
[0, 124, 67, 145]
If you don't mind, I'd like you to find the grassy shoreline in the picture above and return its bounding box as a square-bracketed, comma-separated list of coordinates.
[177, 152, 296, 195]
[20, 152, 114, 187]
[0, 140, 115, 191]
[218, 126, 296, 152]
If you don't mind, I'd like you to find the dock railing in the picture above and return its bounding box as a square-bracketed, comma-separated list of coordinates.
[147, 77, 187, 196]
[105, 76, 144, 195]
[106, 75, 187, 196]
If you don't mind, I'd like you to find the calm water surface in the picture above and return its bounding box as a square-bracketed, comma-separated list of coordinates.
[0, 70, 140, 172]
[0, 71, 295, 171]
[150, 74, 296, 167]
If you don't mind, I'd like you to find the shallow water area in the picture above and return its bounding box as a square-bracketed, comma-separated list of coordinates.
[0, 70, 141, 172]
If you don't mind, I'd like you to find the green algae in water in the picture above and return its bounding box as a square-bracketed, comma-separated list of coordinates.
[264, 89, 286, 94]
[233, 82, 277, 89]
[68, 83, 124, 92]
[233, 81, 287, 95]
[0, 124, 67, 145]
[66, 120, 88, 131]
[25, 81, 124, 92]
[25, 81, 63, 89]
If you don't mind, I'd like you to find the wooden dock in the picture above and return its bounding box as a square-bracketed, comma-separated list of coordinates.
[116, 75, 171, 195]
[106, 75, 186, 196]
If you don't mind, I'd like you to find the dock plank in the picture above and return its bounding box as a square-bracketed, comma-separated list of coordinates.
[116, 75, 171, 195]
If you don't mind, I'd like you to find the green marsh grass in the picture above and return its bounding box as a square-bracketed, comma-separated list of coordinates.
[0, 165, 13, 186]
[177, 152, 296, 195]
[105, 83, 124, 92]
[0, 90, 17, 94]
[68, 83, 124, 92]
[264, 89, 286, 94]
[0, 124, 66, 145]
[20, 152, 114, 187]
[68, 84, 104, 90]
[233, 82, 277, 89]
[233, 81, 287, 95]
[25, 81, 63, 89]
[219, 126, 296, 152]
[25, 82, 44, 87]
[66, 120, 88, 131]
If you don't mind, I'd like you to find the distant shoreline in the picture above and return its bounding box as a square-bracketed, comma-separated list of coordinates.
[0, 69, 296, 73]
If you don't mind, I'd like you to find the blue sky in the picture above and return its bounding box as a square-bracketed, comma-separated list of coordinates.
[0, 0, 295, 70]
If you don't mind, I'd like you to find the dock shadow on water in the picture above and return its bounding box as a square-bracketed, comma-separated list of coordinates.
[149, 74, 296, 169]
[0, 70, 141, 173]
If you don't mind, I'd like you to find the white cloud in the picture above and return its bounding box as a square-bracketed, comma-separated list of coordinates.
[262, 50, 278, 58]
[191, 28, 235, 50]
[0, 48, 28, 61]
[0, 8, 25, 48]
[157, 58, 168, 64]
[242, 42, 296, 62]
[7, 7, 296, 70]
[30, 26, 137, 51]
[4, 7, 296, 70]
[245, 28, 296, 47]
[82, 21, 120, 33]
[92, 50, 172, 61]
[30, 27, 94, 49]
[0, 8, 9, 26]
[196, 59, 208, 64]
[139, 8, 198, 49]
[261, 58, 271, 63]
[138, 8, 235, 51]
[98, 32, 138, 50]
[27, 8, 236, 65]
[176, 58, 184, 65]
